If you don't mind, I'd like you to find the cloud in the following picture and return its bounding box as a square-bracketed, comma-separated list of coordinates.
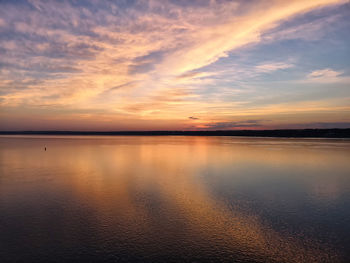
[201, 120, 263, 130]
[0, 0, 348, 129]
[305, 68, 349, 83]
[305, 122, 350, 129]
[274, 122, 350, 129]
[263, 12, 344, 42]
[0, 18, 5, 27]
[308, 68, 342, 78]
[255, 62, 294, 73]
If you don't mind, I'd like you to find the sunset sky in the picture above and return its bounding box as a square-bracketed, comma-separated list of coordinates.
[0, 0, 349, 131]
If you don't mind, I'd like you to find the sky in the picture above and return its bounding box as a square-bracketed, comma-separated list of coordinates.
[0, 0, 349, 131]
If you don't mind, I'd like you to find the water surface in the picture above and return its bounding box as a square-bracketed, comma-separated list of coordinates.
[0, 136, 349, 262]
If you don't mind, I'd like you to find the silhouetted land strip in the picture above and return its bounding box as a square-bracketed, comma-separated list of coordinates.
[1, 129, 350, 138]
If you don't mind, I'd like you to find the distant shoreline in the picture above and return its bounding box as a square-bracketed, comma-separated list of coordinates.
[0, 129, 349, 138]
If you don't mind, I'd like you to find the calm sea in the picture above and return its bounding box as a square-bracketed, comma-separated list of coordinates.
[0, 135, 349, 262]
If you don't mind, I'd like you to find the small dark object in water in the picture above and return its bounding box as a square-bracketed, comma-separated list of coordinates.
[45, 147, 46, 151]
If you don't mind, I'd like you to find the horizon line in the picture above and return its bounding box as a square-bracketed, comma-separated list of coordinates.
[1, 128, 349, 138]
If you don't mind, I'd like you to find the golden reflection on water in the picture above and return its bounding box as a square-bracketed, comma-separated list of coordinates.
[1, 136, 349, 262]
